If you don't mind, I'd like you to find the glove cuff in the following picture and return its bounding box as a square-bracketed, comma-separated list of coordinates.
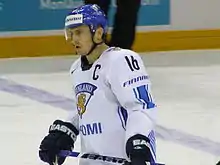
[49, 120, 79, 142]
[126, 134, 151, 159]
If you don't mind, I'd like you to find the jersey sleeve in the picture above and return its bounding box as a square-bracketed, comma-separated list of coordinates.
[65, 61, 80, 131]
[107, 50, 157, 143]
[65, 96, 79, 131]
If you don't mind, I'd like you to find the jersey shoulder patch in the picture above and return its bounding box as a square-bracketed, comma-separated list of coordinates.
[105, 47, 121, 52]
[110, 47, 121, 51]
[108, 48, 140, 63]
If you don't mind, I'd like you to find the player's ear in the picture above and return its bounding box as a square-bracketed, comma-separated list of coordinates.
[94, 26, 104, 43]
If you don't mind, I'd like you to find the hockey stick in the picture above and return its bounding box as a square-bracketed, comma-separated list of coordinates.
[58, 150, 165, 165]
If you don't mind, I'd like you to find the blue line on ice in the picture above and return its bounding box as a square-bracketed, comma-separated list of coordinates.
[0, 77, 220, 156]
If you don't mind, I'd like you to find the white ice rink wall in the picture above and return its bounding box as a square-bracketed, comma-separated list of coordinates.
[0, 0, 220, 57]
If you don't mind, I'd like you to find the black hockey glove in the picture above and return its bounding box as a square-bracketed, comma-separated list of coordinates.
[39, 120, 79, 165]
[125, 134, 154, 165]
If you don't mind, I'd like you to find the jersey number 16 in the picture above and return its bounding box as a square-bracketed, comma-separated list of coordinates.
[125, 56, 140, 71]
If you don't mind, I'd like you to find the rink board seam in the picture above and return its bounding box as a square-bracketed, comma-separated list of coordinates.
[0, 29, 220, 58]
[0, 77, 220, 156]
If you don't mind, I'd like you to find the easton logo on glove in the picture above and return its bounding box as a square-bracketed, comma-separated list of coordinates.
[49, 120, 77, 141]
[132, 139, 150, 150]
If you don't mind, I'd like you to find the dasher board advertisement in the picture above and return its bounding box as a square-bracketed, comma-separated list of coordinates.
[0, 0, 170, 32]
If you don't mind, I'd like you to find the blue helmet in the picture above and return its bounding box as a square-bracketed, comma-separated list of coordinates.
[65, 4, 108, 34]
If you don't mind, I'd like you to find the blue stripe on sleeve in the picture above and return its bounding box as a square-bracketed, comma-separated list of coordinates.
[136, 85, 156, 109]
[117, 107, 128, 130]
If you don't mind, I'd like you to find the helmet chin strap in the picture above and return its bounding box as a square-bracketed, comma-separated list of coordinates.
[85, 34, 103, 56]
[81, 31, 104, 71]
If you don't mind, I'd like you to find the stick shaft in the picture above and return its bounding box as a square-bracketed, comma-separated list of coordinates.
[59, 150, 165, 165]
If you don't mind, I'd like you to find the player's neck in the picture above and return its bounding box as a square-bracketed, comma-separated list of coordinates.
[86, 43, 109, 64]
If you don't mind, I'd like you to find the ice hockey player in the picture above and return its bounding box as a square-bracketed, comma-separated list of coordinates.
[39, 4, 157, 165]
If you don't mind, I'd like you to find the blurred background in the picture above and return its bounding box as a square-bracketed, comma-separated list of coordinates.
[0, 0, 220, 165]
[0, 0, 220, 57]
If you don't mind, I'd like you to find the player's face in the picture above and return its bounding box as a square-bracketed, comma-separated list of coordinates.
[65, 25, 93, 55]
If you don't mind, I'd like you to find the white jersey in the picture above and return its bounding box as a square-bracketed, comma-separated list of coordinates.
[67, 47, 157, 164]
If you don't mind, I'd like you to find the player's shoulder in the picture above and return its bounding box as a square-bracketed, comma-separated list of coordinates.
[104, 47, 141, 63]
[69, 57, 81, 75]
